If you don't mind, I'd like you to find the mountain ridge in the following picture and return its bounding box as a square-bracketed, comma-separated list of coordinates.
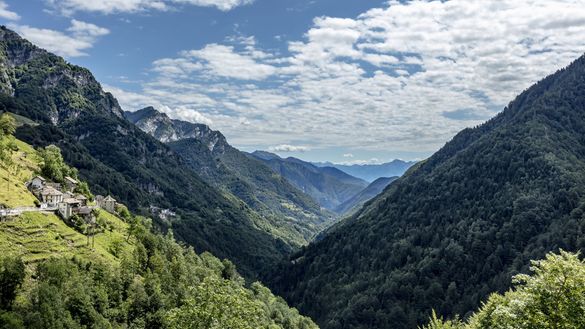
[334, 176, 398, 215]
[126, 107, 333, 248]
[313, 160, 416, 182]
[269, 54, 585, 328]
[249, 151, 369, 212]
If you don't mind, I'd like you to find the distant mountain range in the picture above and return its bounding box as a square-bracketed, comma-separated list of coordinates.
[125, 107, 333, 248]
[334, 176, 398, 215]
[250, 151, 369, 212]
[313, 160, 417, 182]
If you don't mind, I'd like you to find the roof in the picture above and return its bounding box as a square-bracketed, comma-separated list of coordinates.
[62, 198, 80, 204]
[78, 207, 92, 215]
[64, 176, 78, 184]
[32, 176, 46, 181]
[104, 195, 116, 202]
[75, 194, 87, 200]
[41, 187, 62, 196]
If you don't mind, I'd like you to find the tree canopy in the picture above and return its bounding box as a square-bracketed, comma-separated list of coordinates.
[422, 251, 585, 329]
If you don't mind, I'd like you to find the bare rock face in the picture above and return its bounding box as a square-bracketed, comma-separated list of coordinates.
[125, 107, 228, 154]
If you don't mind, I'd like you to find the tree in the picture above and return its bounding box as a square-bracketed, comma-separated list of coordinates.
[74, 181, 93, 200]
[0, 257, 25, 310]
[39, 145, 76, 184]
[126, 216, 148, 242]
[164, 277, 268, 329]
[0, 114, 15, 137]
[469, 250, 585, 329]
[0, 114, 16, 184]
[423, 251, 585, 329]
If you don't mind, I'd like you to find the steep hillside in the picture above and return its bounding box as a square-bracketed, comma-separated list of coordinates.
[0, 138, 317, 329]
[250, 151, 368, 211]
[0, 26, 287, 278]
[334, 176, 398, 215]
[126, 107, 332, 247]
[269, 55, 585, 328]
[313, 160, 416, 182]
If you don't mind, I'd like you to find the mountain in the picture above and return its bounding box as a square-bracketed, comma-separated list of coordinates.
[0, 26, 289, 278]
[0, 137, 317, 328]
[313, 160, 417, 182]
[334, 176, 398, 215]
[250, 151, 369, 211]
[124, 106, 225, 144]
[126, 107, 332, 247]
[269, 54, 585, 328]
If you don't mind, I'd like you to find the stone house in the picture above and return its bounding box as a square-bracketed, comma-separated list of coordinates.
[58, 198, 80, 219]
[78, 206, 94, 221]
[76, 194, 88, 206]
[46, 182, 62, 190]
[96, 195, 117, 213]
[64, 176, 78, 191]
[40, 187, 63, 206]
[30, 176, 46, 190]
[102, 195, 117, 213]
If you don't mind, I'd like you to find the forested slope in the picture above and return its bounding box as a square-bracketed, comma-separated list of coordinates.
[269, 54, 585, 328]
[127, 107, 331, 248]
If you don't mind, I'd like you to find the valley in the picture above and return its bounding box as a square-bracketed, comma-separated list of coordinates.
[1, 1, 585, 328]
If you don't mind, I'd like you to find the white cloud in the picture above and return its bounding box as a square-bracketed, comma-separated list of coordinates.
[181, 44, 277, 80]
[173, 0, 253, 11]
[343, 153, 354, 158]
[269, 145, 310, 153]
[44, 0, 252, 14]
[107, 0, 585, 154]
[164, 105, 214, 125]
[68, 19, 110, 38]
[12, 19, 109, 57]
[0, 1, 19, 20]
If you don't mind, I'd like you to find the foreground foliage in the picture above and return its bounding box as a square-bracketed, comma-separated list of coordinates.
[0, 219, 317, 329]
[422, 251, 585, 329]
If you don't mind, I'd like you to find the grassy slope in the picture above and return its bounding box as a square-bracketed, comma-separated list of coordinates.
[0, 139, 132, 266]
[0, 139, 39, 207]
[0, 210, 130, 265]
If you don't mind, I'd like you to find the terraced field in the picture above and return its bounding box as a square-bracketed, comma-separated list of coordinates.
[0, 209, 132, 265]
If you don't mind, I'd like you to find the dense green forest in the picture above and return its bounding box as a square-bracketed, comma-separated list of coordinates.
[422, 251, 585, 329]
[0, 26, 293, 279]
[269, 55, 585, 328]
[0, 226, 317, 329]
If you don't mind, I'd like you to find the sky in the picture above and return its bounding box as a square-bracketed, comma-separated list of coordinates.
[1, 0, 585, 164]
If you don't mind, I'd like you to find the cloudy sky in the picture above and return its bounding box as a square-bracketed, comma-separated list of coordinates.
[1, 0, 585, 164]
